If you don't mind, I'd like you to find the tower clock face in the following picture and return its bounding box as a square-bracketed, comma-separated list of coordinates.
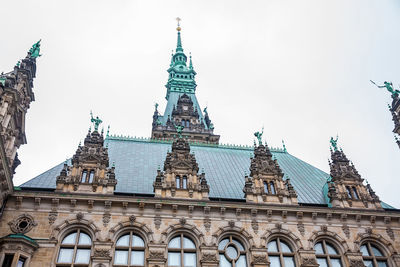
[183, 106, 188, 111]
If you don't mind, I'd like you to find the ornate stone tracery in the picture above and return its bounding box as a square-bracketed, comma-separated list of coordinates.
[55, 125, 117, 195]
[153, 136, 209, 200]
[8, 214, 37, 234]
[244, 140, 298, 205]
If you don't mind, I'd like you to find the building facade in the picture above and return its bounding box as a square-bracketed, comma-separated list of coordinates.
[0, 27, 399, 267]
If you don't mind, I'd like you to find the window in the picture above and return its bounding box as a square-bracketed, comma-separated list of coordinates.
[176, 176, 181, 189]
[270, 182, 276, 195]
[267, 238, 296, 267]
[114, 232, 145, 266]
[88, 170, 95, 183]
[2, 254, 14, 267]
[345, 186, 352, 198]
[360, 242, 388, 267]
[264, 182, 268, 194]
[81, 170, 87, 183]
[182, 176, 187, 189]
[218, 236, 247, 267]
[17, 257, 25, 267]
[314, 240, 342, 267]
[57, 230, 92, 266]
[168, 234, 196, 267]
[352, 187, 359, 200]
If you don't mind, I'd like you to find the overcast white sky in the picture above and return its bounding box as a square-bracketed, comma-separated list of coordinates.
[1, 0, 399, 207]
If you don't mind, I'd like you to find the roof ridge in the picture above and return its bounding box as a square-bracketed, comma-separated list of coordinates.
[107, 135, 287, 153]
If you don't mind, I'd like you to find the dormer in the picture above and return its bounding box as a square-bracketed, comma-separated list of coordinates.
[243, 131, 298, 205]
[153, 134, 209, 200]
[327, 137, 382, 209]
[56, 115, 117, 194]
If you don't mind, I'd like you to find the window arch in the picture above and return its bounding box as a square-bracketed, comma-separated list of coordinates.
[176, 176, 181, 189]
[267, 238, 296, 267]
[113, 231, 145, 266]
[88, 170, 95, 183]
[270, 182, 276, 194]
[57, 229, 92, 266]
[360, 242, 388, 267]
[182, 176, 188, 189]
[314, 240, 343, 267]
[81, 170, 87, 183]
[168, 234, 196, 267]
[218, 235, 247, 267]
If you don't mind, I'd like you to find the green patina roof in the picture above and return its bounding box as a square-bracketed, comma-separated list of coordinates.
[20, 136, 396, 209]
[21, 136, 328, 204]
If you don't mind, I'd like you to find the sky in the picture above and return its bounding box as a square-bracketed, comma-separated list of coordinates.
[1, 0, 399, 207]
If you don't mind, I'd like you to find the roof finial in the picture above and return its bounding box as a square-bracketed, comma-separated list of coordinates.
[176, 17, 181, 31]
[90, 111, 103, 132]
[330, 135, 339, 152]
[189, 52, 193, 69]
[282, 140, 287, 153]
[175, 18, 183, 52]
[254, 127, 264, 146]
[28, 39, 42, 59]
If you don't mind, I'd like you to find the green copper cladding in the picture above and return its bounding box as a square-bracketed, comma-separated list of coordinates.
[330, 136, 339, 151]
[90, 111, 103, 132]
[254, 127, 264, 146]
[29, 40, 41, 59]
[165, 25, 197, 100]
[371, 80, 400, 98]
[174, 124, 184, 138]
[0, 77, 5, 87]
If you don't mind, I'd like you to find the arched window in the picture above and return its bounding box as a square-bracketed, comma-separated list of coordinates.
[267, 238, 296, 267]
[270, 182, 276, 195]
[114, 232, 145, 266]
[88, 170, 95, 183]
[360, 242, 388, 267]
[176, 176, 181, 189]
[352, 187, 359, 200]
[168, 234, 196, 267]
[314, 240, 343, 267]
[264, 182, 269, 194]
[182, 176, 187, 189]
[81, 170, 87, 183]
[218, 236, 247, 267]
[345, 186, 352, 198]
[57, 230, 92, 266]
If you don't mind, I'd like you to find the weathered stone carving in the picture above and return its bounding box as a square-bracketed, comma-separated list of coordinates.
[244, 140, 298, 205]
[252, 254, 269, 264]
[149, 251, 165, 261]
[153, 136, 209, 200]
[94, 248, 111, 259]
[48, 211, 57, 225]
[349, 259, 365, 267]
[8, 214, 37, 234]
[201, 253, 218, 263]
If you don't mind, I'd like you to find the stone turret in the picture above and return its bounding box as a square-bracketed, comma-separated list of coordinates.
[153, 136, 209, 200]
[327, 138, 381, 209]
[244, 132, 298, 205]
[0, 41, 40, 209]
[56, 117, 117, 194]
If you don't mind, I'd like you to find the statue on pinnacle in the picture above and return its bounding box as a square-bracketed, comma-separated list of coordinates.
[29, 40, 42, 59]
[90, 111, 103, 132]
[254, 127, 264, 146]
[174, 123, 184, 138]
[371, 80, 400, 98]
[330, 136, 339, 151]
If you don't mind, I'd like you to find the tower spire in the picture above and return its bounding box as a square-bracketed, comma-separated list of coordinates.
[176, 17, 183, 52]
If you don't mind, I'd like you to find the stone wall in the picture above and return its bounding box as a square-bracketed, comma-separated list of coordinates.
[0, 191, 399, 266]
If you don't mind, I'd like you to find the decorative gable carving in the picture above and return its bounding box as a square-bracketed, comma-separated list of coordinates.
[327, 137, 381, 209]
[56, 118, 117, 195]
[153, 137, 209, 200]
[244, 131, 298, 205]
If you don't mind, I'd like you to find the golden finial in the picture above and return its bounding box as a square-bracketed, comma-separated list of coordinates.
[176, 17, 181, 31]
